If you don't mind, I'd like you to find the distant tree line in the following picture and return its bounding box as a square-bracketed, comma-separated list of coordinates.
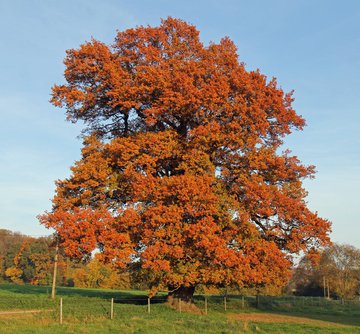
[288, 243, 360, 300]
[0, 229, 54, 285]
[1, 229, 359, 299]
[0, 229, 130, 289]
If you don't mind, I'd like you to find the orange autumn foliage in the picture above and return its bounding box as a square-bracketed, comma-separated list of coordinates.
[39, 18, 331, 296]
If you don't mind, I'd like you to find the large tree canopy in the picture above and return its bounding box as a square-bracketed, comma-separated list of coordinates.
[39, 17, 331, 300]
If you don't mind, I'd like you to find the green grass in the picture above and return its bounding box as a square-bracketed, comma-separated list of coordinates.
[0, 284, 360, 333]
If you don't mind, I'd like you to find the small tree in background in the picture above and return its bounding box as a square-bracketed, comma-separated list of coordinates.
[72, 256, 130, 289]
[322, 244, 360, 300]
[4, 267, 23, 285]
[289, 254, 323, 296]
[291, 243, 360, 299]
[39, 17, 331, 302]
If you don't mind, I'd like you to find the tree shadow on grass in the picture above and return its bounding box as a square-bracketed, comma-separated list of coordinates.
[114, 296, 167, 305]
[0, 283, 167, 305]
[0, 284, 53, 296]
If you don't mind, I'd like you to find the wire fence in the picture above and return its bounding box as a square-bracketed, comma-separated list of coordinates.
[2, 293, 360, 324]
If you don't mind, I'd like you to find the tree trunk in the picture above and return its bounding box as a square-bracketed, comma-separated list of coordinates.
[167, 285, 203, 314]
[168, 285, 196, 303]
[256, 294, 260, 308]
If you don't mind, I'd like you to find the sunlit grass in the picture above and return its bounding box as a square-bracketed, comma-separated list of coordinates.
[0, 284, 360, 333]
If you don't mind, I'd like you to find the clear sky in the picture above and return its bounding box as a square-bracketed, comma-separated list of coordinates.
[0, 1, 359, 247]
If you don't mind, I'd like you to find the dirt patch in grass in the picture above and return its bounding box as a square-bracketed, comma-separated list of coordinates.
[227, 313, 352, 328]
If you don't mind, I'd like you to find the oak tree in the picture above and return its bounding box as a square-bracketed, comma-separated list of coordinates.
[39, 18, 331, 301]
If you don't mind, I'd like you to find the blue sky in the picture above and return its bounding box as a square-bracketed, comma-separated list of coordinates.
[0, 0, 359, 247]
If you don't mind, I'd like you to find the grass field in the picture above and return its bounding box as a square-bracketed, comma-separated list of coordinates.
[0, 284, 360, 333]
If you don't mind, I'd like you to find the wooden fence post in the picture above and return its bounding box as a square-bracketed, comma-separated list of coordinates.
[148, 297, 151, 314]
[224, 296, 227, 311]
[110, 298, 114, 319]
[59, 297, 63, 324]
[51, 240, 59, 300]
[205, 297, 208, 315]
[241, 296, 244, 309]
[179, 298, 182, 313]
